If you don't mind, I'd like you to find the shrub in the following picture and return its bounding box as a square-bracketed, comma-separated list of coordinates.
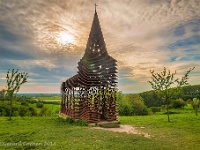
[36, 102, 44, 108]
[132, 103, 148, 115]
[21, 101, 29, 106]
[0, 101, 10, 116]
[119, 104, 132, 116]
[18, 105, 29, 117]
[13, 110, 19, 116]
[28, 107, 37, 116]
[66, 117, 74, 124]
[0, 109, 6, 116]
[151, 107, 161, 114]
[171, 99, 186, 108]
[127, 94, 148, 115]
[39, 107, 51, 116]
[74, 120, 88, 126]
[118, 94, 148, 116]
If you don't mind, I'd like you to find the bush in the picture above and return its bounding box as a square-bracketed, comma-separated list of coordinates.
[118, 94, 148, 116]
[128, 94, 148, 115]
[171, 99, 186, 108]
[18, 105, 29, 117]
[132, 103, 148, 115]
[36, 102, 44, 108]
[0, 101, 10, 116]
[39, 107, 52, 116]
[151, 107, 161, 114]
[21, 101, 29, 106]
[119, 104, 132, 116]
[0, 109, 6, 116]
[13, 110, 19, 116]
[75, 120, 88, 126]
[28, 107, 37, 116]
[66, 117, 74, 124]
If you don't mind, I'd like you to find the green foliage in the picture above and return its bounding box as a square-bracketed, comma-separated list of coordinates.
[74, 120, 88, 126]
[28, 107, 37, 116]
[1, 107, 200, 150]
[0, 100, 38, 117]
[5, 69, 28, 120]
[140, 85, 200, 108]
[119, 105, 132, 116]
[118, 93, 148, 116]
[0, 89, 6, 100]
[192, 98, 200, 116]
[0, 101, 10, 116]
[148, 67, 194, 122]
[171, 99, 186, 108]
[18, 105, 29, 117]
[66, 117, 74, 124]
[58, 117, 88, 126]
[36, 102, 44, 108]
[140, 90, 162, 107]
[6, 69, 28, 97]
[151, 107, 161, 114]
[39, 107, 52, 116]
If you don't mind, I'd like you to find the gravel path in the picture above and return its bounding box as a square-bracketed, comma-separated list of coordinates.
[94, 125, 151, 138]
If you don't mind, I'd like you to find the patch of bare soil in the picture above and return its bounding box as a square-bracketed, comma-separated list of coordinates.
[94, 125, 151, 138]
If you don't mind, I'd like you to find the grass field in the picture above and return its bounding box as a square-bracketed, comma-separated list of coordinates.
[32, 96, 61, 102]
[0, 106, 200, 150]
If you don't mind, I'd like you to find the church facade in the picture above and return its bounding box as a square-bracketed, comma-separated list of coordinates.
[60, 8, 118, 123]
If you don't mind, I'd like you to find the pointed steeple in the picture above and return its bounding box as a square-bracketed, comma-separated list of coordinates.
[76, 7, 117, 87]
[85, 6, 107, 56]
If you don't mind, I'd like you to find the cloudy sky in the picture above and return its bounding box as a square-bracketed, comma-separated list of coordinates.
[0, 0, 200, 93]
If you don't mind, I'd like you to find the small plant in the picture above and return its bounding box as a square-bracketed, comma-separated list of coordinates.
[74, 120, 88, 126]
[66, 117, 74, 124]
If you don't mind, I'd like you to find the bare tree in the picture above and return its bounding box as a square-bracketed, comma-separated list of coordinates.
[148, 67, 194, 122]
[6, 69, 28, 120]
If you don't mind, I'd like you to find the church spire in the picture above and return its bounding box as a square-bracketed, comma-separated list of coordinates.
[94, 3, 98, 13]
[85, 4, 107, 56]
[77, 5, 117, 87]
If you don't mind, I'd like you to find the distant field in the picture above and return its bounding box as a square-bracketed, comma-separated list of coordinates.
[32, 96, 61, 102]
[0, 105, 200, 150]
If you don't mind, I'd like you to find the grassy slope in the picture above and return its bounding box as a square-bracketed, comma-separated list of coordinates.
[0, 104, 199, 150]
[0, 114, 200, 150]
[0, 117, 162, 150]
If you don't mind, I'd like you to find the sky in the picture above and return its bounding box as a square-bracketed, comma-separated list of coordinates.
[0, 0, 200, 93]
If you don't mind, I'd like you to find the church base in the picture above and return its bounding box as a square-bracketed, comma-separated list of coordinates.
[59, 113, 119, 127]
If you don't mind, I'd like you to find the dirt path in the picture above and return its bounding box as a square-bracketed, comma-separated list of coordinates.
[93, 125, 151, 138]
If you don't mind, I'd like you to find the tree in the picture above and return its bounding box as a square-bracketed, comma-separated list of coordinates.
[148, 67, 194, 122]
[6, 69, 28, 120]
[192, 98, 199, 116]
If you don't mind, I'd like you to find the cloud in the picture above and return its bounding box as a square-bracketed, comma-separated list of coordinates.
[0, 0, 200, 93]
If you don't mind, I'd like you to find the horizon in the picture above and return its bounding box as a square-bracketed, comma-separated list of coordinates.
[0, 0, 200, 93]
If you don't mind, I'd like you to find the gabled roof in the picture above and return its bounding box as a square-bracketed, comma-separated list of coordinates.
[64, 8, 117, 89]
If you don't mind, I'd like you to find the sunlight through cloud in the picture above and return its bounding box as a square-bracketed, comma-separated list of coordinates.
[56, 32, 75, 45]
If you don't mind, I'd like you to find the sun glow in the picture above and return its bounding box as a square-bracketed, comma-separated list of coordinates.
[56, 32, 75, 45]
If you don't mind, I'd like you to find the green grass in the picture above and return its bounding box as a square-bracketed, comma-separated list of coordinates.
[0, 104, 200, 150]
[33, 96, 61, 102]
